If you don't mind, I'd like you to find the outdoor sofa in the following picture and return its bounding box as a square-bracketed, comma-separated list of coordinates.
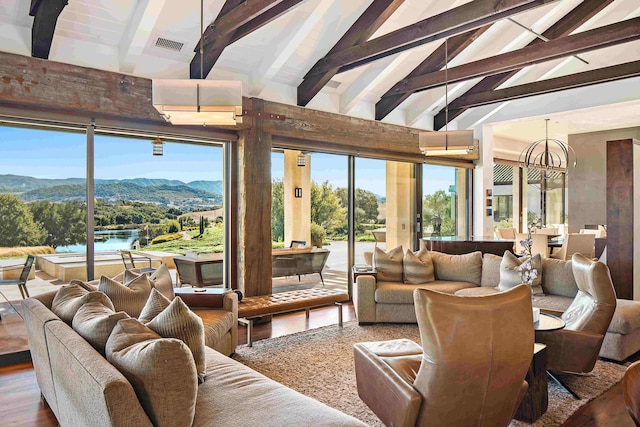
[355, 248, 640, 361]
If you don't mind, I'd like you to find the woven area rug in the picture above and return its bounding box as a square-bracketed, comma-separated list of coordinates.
[233, 322, 627, 426]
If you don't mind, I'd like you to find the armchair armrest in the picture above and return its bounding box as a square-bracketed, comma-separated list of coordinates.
[535, 328, 604, 373]
[355, 275, 377, 324]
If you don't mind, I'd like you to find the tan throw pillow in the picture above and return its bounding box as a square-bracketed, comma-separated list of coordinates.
[98, 274, 152, 318]
[498, 251, 543, 294]
[145, 297, 206, 383]
[403, 249, 435, 284]
[106, 318, 197, 427]
[51, 283, 114, 324]
[374, 246, 404, 282]
[430, 251, 483, 285]
[72, 302, 129, 354]
[139, 288, 172, 323]
[149, 264, 174, 300]
[68, 279, 97, 291]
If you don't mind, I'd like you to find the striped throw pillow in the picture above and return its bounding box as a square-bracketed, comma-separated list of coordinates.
[138, 288, 171, 323]
[403, 249, 435, 284]
[51, 283, 114, 324]
[98, 274, 152, 318]
[72, 301, 129, 354]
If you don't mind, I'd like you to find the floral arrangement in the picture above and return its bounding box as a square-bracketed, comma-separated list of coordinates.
[516, 218, 542, 285]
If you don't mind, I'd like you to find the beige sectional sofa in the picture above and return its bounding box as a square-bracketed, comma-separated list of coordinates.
[355, 250, 640, 362]
[23, 290, 366, 427]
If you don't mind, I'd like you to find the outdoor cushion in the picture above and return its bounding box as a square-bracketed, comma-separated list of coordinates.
[498, 252, 543, 294]
[106, 318, 198, 427]
[51, 283, 114, 324]
[99, 273, 153, 318]
[145, 296, 207, 383]
[403, 248, 435, 284]
[72, 301, 129, 354]
[374, 246, 404, 282]
[430, 251, 483, 285]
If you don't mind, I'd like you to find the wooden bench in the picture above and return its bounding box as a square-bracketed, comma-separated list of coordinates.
[237, 288, 349, 346]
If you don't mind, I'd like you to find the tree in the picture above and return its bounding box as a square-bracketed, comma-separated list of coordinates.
[30, 200, 86, 248]
[271, 179, 284, 242]
[311, 181, 346, 236]
[0, 193, 46, 247]
[335, 187, 379, 232]
[423, 190, 456, 237]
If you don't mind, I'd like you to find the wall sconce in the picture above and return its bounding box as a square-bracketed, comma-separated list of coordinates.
[297, 152, 306, 167]
[152, 138, 163, 156]
[294, 188, 303, 198]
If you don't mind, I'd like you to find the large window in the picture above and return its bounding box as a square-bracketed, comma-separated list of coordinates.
[422, 164, 468, 238]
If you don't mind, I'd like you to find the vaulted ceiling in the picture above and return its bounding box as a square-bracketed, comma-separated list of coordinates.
[1, 0, 639, 138]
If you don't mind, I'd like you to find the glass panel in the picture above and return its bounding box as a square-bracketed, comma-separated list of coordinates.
[524, 169, 542, 226]
[422, 165, 466, 238]
[354, 158, 387, 268]
[0, 124, 86, 255]
[544, 172, 565, 226]
[493, 163, 515, 230]
[94, 134, 225, 285]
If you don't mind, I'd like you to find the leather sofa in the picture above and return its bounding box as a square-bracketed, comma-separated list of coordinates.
[22, 291, 366, 427]
[355, 249, 640, 361]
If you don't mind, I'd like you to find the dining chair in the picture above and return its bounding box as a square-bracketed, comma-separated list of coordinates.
[550, 233, 595, 260]
[0, 255, 35, 299]
[515, 233, 549, 258]
[119, 250, 156, 274]
[534, 227, 559, 236]
[496, 227, 516, 239]
[580, 228, 602, 238]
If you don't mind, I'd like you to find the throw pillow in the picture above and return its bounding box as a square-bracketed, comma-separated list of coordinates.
[498, 251, 543, 294]
[68, 279, 97, 291]
[430, 251, 483, 285]
[403, 248, 435, 284]
[51, 283, 114, 324]
[106, 318, 197, 427]
[98, 273, 153, 318]
[72, 301, 129, 354]
[138, 288, 172, 323]
[149, 264, 174, 300]
[374, 246, 404, 282]
[480, 253, 503, 287]
[145, 296, 206, 383]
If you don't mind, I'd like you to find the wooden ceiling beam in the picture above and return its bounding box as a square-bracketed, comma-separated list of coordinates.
[434, 0, 614, 129]
[190, 0, 301, 79]
[305, 0, 559, 78]
[297, 0, 405, 107]
[388, 17, 640, 94]
[445, 60, 640, 110]
[375, 25, 491, 121]
[29, 0, 68, 59]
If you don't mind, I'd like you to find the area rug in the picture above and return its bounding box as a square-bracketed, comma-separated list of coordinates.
[233, 322, 627, 426]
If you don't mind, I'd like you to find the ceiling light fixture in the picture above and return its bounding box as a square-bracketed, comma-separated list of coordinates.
[419, 38, 476, 157]
[152, 0, 242, 126]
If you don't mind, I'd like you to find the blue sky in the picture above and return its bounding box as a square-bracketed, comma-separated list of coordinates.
[2, 125, 457, 194]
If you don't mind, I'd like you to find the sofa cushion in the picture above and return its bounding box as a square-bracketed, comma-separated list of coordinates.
[374, 246, 404, 282]
[51, 283, 114, 324]
[541, 258, 579, 298]
[531, 294, 573, 314]
[430, 251, 483, 286]
[375, 281, 476, 304]
[139, 288, 172, 323]
[145, 296, 206, 383]
[106, 318, 198, 427]
[72, 301, 129, 354]
[98, 274, 153, 318]
[403, 249, 434, 284]
[608, 300, 640, 335]
[498, 252, 543, 294]
[480, 253, 502, 287]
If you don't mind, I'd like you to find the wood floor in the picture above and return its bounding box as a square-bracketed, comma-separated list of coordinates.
[0, 303, 636, 427]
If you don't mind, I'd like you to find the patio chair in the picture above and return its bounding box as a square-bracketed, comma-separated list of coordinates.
[0, 255, 35, 300]
[119, 250, 156, 274]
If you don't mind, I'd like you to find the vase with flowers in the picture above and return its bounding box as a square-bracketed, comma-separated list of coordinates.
[517, 218, 542, 321]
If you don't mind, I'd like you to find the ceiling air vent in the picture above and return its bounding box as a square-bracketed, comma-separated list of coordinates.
[155, 37, 184, 52]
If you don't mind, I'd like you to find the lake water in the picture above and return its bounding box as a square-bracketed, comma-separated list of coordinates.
[56, 229, 140, 253]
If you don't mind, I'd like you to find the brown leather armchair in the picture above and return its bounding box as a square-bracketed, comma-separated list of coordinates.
[354, 285, 534, 427]
[624, 360, 640, 426]
[535, 253, 616, 376]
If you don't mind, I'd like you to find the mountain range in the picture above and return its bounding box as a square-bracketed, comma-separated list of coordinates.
[0, 174, 223, 211]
